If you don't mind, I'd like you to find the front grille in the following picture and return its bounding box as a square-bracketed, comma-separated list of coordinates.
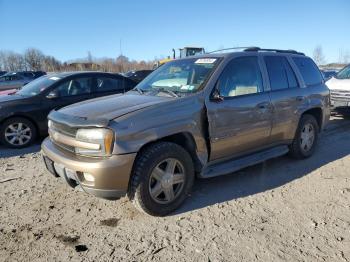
[330, 89, 350, 102]
[49, 120, 77, 153]
[50, 121, 77, 137]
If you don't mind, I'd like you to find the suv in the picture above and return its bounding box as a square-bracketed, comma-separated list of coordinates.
[42, 48, 330, 216]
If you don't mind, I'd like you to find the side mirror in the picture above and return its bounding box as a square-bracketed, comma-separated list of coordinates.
[46, 92, 58, 99]
[211, 88, 224, 102]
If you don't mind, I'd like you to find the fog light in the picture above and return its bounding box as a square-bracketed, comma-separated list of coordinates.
[83, 173, 95, 182]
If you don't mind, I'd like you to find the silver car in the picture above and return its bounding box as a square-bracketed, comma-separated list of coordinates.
[0, 72, 35, 91]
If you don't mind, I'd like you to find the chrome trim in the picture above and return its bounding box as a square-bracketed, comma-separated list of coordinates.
[49, 129, 101, 150]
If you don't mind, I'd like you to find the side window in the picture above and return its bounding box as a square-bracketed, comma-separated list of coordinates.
[53, 77, 92, 97]
[292, 57, 323, 86]
[283, 59, 298, 88]
[217, 56, 263, 97]
[265, 56, 299, 90]
[96, 77, 123, 92]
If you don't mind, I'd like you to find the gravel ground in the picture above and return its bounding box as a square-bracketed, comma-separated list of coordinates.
[0, 116, 350, 262]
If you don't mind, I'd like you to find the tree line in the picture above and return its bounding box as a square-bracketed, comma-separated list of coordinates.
[1, 46, 349, 72]
[312, 45, 350, 66]
[0, 48, 155, 73]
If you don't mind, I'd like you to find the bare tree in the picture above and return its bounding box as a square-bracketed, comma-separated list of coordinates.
[24, 48, 44, 70]
[42, 56, 61, 72]
[87, 51, 93, 63]
[338, 48, 350, 64]
[313, 45, 326, 65]
[0, 51, 26, 71]
[0, 48, 154, 73]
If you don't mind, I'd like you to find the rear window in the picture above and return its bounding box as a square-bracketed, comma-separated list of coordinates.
[292, 57, 323, 86]
[265, 56, 298, 91]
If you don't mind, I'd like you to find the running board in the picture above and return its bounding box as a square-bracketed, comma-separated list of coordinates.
[200, 145, 289, 178]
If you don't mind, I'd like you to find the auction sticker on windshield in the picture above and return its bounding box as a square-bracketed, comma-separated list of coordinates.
[49, 77, 60, 81]
[195, 58, 217, 64]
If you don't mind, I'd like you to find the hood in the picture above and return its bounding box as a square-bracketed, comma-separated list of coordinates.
[326, 77, 350, 91]
[59, 93, 172, 120]
[0, 93, 26, 103]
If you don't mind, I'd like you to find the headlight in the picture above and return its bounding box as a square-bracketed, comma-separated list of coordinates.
[75, 128, 114, 157]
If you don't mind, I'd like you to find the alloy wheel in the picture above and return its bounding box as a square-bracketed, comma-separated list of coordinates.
[148, 158, 185, 204]
[300, 123, 315, 152]
[4, 122, 32, 146]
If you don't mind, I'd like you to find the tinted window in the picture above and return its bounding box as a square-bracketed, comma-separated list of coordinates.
[265, 56, 298, 90]
[96, 77, 123, 92]
[53, 77, 92, 97]
[217, 56, 263, 97]
[292, 57, 323, 86]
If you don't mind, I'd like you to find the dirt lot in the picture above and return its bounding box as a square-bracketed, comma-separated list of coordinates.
[0, 116, 350, 262]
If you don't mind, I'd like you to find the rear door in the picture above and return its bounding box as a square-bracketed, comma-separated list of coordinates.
[263, 55, 303, 143]
[93, 75, 136, 97]
[207, 56, 273, 160]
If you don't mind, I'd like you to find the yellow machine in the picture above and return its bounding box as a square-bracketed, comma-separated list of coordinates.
[154, 46, 205, 68]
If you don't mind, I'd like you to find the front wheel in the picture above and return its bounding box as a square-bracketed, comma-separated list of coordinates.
[289, 114, 319, 159]
[0, 117, 37, 148]
[128, 142, 194, 216]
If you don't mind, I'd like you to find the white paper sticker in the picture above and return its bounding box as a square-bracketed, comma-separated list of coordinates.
[195, 58, 217, 64]
[181, 85, 195, 90]
[49, 77, 60, 81]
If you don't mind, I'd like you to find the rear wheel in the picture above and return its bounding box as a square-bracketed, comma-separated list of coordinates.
[289, 114, 319, 159]
[0, 117, 37, 148]
[128, 142, 194, 216]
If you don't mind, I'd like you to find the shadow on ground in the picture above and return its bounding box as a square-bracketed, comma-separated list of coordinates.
[175, 116, 350, 215]
[0, 142, 41, 158]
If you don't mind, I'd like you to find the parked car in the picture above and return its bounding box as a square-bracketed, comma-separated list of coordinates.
[0, 71, 7, 76]
[321, 70, 337, 81]
[0, 72, 34, 91]
[42, 48, 330, 216]
[123, 70, 153, 83]
[0, 89, 17, 96]
[0, 71, 136, 148]
[0, 71, 47, 91]
[326, 64, 350, 115]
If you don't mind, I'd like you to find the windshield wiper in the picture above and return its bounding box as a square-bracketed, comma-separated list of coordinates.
[154, 88, 179, 97]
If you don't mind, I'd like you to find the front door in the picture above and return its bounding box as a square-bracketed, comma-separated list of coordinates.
[207, 56, 272, 161]
[38, 76, 94, 132]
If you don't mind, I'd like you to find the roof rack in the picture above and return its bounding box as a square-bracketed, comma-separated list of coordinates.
[207, 46, 258, 54]
[244, 47, 305, 56]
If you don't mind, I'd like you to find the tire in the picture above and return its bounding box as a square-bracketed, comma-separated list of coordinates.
[0, 117, 37, 148]
[289, 114, 319, 159]
[128, 142, 195, 216]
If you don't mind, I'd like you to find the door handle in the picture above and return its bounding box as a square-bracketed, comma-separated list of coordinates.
[296, 96, 306, 101]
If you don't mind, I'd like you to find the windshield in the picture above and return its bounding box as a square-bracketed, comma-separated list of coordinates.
[17, 75, 60, 96]
[135, 57, 219, 96]
[336, 65, 350, 79]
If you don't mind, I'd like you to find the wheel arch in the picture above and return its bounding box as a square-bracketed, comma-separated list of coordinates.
[300, 107, 323, 132]
[134, 132, 204, 174]
[0, 114, 39, 137]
